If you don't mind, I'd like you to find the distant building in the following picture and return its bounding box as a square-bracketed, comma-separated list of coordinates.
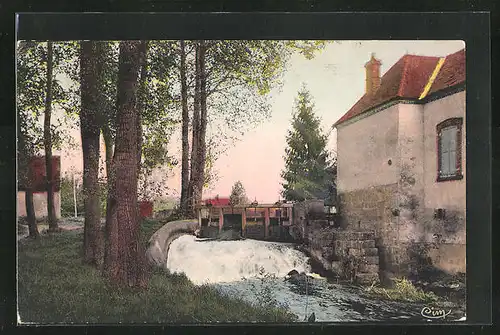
[334, 49, 466, 275]
[203, 196, 231, 207]
[18, 156, 62, 220]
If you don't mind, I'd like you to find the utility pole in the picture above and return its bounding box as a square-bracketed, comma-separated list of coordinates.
[73, 173, 77, 218]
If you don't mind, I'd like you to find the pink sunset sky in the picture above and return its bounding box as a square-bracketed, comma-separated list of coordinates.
[53, 40, 465, 203]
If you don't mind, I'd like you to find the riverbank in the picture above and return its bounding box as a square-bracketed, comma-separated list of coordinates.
[299, 244, 466, 312]
[17, 219, 296, 323]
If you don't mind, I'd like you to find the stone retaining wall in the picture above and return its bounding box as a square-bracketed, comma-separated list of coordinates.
[305, 224, 380, 285]
[146, 220, 198, 267]
[338, 183, 466, 277]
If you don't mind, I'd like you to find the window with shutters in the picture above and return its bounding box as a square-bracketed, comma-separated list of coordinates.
[437, 118, 463, 182]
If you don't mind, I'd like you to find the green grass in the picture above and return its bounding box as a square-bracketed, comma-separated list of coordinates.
[153, 198, 178, 212]
[18, 219, 297, 324]
[363, 278, 440, 303]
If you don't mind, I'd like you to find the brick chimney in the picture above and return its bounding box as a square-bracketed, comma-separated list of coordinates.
[364, 53, 382, 95]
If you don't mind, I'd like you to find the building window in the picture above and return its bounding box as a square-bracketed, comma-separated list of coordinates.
[437, 118, 463, 182]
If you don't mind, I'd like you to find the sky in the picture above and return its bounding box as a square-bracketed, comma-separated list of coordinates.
[54, 40, 465, 203]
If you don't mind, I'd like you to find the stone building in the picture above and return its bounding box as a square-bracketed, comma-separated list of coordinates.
[333, 49, 466, 277]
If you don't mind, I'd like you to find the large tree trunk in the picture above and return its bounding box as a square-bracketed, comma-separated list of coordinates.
[43, 41, 58, 232]
[137, 41, 148, 175]
[187, 41, 201, 217]
[194, 40, 208, 207]
[80, 41, 104, 266]
[179, 40, 190, 216]
[103, 41, 148, 287]
[102, 123, 115, 275]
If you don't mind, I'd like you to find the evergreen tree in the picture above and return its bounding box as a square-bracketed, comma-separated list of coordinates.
[229, 180, 249, 206]
[281, 86, 337, 202]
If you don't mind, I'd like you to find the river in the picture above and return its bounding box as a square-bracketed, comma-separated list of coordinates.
[166, 235, 465, 323]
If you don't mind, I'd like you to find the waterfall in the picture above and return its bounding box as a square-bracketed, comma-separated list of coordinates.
[166, 235, 311, 285]
[164, 235, 465, 322]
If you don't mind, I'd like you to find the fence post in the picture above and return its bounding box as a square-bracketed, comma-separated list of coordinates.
[73, 173, 77, 218]
[264, 207, 270, 239]
[242, 207, 246, 237]
[219, 207, 224, 233]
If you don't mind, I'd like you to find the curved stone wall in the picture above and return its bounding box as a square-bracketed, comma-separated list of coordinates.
[146, 219, 199, 267]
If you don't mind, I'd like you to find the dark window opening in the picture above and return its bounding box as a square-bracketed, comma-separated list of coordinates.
[434, 208, 446, 220]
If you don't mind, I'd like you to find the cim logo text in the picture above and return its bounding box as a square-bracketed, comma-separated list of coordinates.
[421, 307, 452, 320]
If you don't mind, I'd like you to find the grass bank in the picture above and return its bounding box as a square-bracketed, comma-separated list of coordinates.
[18, 219, 297, 323]
[363, 278, 439, 303]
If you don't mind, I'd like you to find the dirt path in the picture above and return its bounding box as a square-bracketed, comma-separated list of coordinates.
[17, 217, 90, 241]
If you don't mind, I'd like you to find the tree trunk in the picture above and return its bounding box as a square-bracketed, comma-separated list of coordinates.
[137, 41, 148, 175]
[18, 119, 39, 239]
[179, 40, 190, 216]
[102, 127, 114, 178]
[80, 41, 104, 266]
[187, 41, 201, 217]
[194, 40, 208, 207]
[43, 41, 58, 231]
[102, 124, 115, 274]
[24, 188, 39, 239]
[103, 41, 148, 287]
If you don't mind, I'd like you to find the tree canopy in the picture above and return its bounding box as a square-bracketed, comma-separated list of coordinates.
[281, 86, 337, 202]
[229, 180, 249, 206]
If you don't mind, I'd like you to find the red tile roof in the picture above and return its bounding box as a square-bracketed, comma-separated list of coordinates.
[334, 49, 466, 127]
[428, 48, 466, 95]
[204, 197, 231, 206]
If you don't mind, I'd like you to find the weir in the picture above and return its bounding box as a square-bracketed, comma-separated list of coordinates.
[146, 200, 382, 286]
[194, 200, 380, 285]
[146, 219, 199, 267]
[196, 202, 297, 242]
[167, 235, 310, 284]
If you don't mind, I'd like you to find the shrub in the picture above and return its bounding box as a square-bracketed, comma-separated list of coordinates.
[60, 175, 107, 218]
[60, 175, 84, 217]
[364, 277, 439, 303]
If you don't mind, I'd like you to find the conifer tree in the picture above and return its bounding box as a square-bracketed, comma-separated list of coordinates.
[281, 86, 336, 202]
[229, 180, 249, 206]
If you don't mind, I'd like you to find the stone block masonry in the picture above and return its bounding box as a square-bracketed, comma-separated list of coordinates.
[338, 183, 398, 232]
[338, 183, 466, 277]
[306, 227, 381, 285]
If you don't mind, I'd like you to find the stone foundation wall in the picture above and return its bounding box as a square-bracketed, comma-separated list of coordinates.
[338, 183, 398, 231]
[337, 183, 465, 277]
[306, 222, 336, 270]
[338, 184, 398, 272]
[305, 223, 380, 284]
[427, 243, 465, 274]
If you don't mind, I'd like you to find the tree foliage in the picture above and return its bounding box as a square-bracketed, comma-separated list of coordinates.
[183, 40, 329, 214]
[229, 181, 249, 206]
[281, 86, 337, 202]
[137, 41, 180, 200]
[17, 41, 73, 153]
[203, 40, 327, 151]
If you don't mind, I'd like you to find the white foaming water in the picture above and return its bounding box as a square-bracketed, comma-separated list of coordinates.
[166, 235, 311, 285]
[165, 235, 466, 322]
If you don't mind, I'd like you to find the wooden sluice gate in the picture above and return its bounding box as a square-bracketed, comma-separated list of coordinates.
[195, 202, 296, 242]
